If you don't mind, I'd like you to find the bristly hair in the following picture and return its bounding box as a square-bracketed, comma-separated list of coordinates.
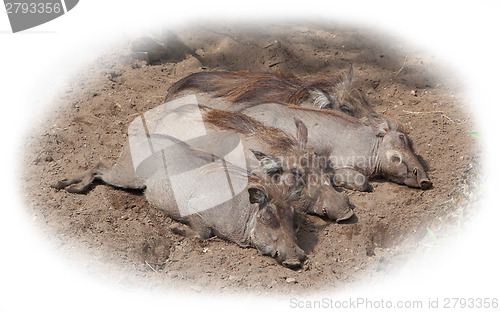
[168, 72, 364, 126]
[166, 70, 348, 106]
[201, 107, 297, 153]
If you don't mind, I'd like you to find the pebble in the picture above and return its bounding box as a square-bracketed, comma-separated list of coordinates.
[285, 277, 297, 284]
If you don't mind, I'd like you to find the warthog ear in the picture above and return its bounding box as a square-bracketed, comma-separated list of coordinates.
[330, 64, 356, 112]
[250, 149, 283, 175]
[364, 116, 395, 137]
[248, 186, 268, 205]
[345, 63, 355, 84]
[293, 117, 308, 150]
[386, 150, 403, 165]
[394, 123, 408, 134]
[335, 64, 356, 96]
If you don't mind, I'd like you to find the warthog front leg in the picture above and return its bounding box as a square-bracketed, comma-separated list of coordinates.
[170, 214, 212, 239]
[332, 168, 369, 192]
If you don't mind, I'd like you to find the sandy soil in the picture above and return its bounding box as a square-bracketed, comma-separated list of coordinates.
[20, 21, 480, 295]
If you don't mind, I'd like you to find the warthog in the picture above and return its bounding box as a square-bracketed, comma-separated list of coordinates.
[53, 133, 307, 268]
[164, 71, 431, 191]
[165, 66, 379, 120]
[239, 103, 432, 191]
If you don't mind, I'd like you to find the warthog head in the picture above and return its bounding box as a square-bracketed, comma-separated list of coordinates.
[377, 130, 432, 190]
[252, 118, 355, 221]
[307, 65, 376, 119]
[247, 184, 305, 268]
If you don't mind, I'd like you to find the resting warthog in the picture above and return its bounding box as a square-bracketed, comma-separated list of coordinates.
[165, 66, 379, 120]
[53, 133, 307, 268]
[238, 103, 432, 191]
[165, 71, 431, 191]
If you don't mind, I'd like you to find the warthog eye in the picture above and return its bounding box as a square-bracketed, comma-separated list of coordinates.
[413, 168, 418, 175]
[340, 105, 352, 115]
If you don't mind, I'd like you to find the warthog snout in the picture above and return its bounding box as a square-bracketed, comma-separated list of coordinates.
[380, 131, 432, 190]
[419, 179, 432, 190]
[277, 247, 306, 269]
[403, 169, 432, 189]
[415, 167, 432, 190]
[334, 208, 354, 222]
[312, 186, 354, 221]
[281, 258, 303, 269]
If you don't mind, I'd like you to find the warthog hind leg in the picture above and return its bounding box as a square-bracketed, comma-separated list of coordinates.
[52, 142, 146, 193]
[52, 162, 146, 193]
[52, 163, 111, 193]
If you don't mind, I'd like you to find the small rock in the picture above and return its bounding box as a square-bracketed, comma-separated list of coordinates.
[285, 277, 297, 284]
[410, 90, 417, 96]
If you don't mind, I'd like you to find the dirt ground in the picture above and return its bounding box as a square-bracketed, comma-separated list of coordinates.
[20, 21, 481, 295]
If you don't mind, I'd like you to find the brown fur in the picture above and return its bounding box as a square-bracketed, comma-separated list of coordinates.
[166, 70, 344, 105]
[201, 107, 296, 154]
[166, 70, 380, 126]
